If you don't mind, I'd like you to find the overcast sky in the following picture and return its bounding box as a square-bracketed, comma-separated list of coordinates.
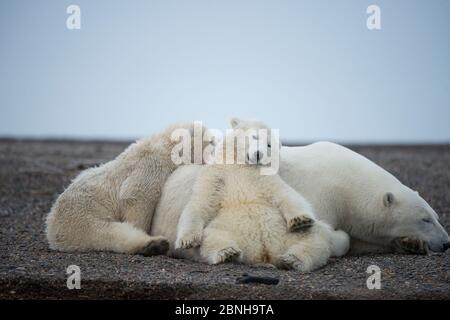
[1, 0, 449, 143]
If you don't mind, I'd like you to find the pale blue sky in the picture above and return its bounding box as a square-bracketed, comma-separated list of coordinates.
[1, 0, 449, 143]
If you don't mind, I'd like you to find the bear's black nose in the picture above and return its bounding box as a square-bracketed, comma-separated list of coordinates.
[443, 242, 450, 251]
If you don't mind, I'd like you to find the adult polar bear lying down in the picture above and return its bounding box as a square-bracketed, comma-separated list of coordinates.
[152, 142, 450, 256]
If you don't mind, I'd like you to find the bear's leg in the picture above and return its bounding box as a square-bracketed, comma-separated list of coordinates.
[270, 175, 316, 232]
[49, 214, 168, 256]
[329, 229, 350, 257]
[47, 189, 168, 255]
[90, 221, 169, 256]
[175, 207, 204, 250]
[277, 244, 329, 272]
[119, 173, 175, 235]
[276, 229, 331, 272]
[200, 228, 242, 265]
[122, 201, 157, 234]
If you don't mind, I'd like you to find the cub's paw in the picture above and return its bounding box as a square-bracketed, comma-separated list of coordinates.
[175, 231, 203, 250]
[209, 246, 242, 265]
[288, 215, 315, 232]
[278, 254, 307, 272]
[393, 237, 429, 255]
[140, 237, 170, 257]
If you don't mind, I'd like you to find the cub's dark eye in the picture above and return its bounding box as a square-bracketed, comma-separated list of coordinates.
[422, 218, 432, 223]
[267, 144, 271, 148]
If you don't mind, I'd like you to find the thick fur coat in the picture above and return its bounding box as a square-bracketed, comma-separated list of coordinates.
[46, 122, 206, 255]
[153, 119, 350, 271]
[152, 142, 449, 256]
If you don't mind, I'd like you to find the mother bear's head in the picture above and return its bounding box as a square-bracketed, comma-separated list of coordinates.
[377, 187, 449, 253]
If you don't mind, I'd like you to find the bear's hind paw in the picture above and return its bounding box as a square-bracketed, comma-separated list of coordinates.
[209, 246, 242, 265]
[279, 254, 307, 272]
[140, 237, 170, 257]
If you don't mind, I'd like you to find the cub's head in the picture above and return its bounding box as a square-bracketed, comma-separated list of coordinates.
[377, 187, 449, 253]
[225, 117, 281, 166]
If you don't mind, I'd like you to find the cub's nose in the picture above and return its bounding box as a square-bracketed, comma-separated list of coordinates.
[443, 242, 450, 252]
[255, 151, 263, 162]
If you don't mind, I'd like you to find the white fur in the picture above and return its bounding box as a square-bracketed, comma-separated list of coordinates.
[153, 141, 449, 256]
[152, 165, 350, 271]
[152, 120, 350, 271]
[279, 142, 450, 253]
[46, 122, 207, 255]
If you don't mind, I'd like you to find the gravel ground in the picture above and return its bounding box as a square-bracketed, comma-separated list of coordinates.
[0, 139, 449, 299]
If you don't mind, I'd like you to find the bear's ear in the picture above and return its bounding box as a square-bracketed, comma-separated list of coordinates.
[230, 117, 242, 129]
[383, 192, 395, 208]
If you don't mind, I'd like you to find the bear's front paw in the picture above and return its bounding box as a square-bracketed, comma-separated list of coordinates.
[175, 230, 203, 250]
[393, 237, 429, 255]
[288, 215, 315, 232]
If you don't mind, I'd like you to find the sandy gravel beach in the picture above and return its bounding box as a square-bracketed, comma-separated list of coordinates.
[0, 139, 448, 299]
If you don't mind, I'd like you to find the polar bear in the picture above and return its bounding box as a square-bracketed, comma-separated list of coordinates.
[279, 142, 450, 254]
[46, 121, 209, 256]
[152, 140, 449, 256]
[153, 118, 350, 271]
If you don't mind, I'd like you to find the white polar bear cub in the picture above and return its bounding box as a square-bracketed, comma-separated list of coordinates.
[174, 118, 350, 271]
[46, 122, 207, 256]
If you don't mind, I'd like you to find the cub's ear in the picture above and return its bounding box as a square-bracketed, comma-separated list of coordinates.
[383, 192, 395, 208]
[230, 117, 242, 128]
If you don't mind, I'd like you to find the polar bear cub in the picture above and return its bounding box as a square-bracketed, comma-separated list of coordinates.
[175, 118, 350, 271]
[46, 121, 208, 256]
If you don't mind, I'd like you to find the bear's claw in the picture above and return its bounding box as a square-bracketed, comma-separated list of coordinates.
[393, 237, 429, 255]
[288, 215, 315, 232]
[210, 246, 242, 264]
[175, 234, 202, 250]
